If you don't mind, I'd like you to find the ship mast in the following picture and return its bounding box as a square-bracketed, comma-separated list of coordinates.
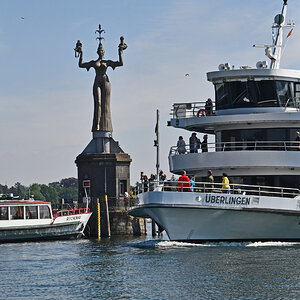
[253, 0, 294, 70]
[270, 0, 288, 69]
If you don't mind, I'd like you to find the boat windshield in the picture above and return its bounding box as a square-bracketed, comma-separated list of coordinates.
[215, 80, 300, 110]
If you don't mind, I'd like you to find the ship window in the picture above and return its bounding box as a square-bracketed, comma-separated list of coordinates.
[10, 206, 24, 220]
[276, 81, 292, 107]
[218, 128, 300, 151]
[294, 83, 300, 105]
[0, 207, 8, 220]
[26, 206, 38, 219]
[215, 80, 295, 109]
[39, 205, 51, 219]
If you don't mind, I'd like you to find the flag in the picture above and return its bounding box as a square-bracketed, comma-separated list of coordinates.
[287, 28, 293, 38]
[155, 122, 158, 136]
[155, 109, 159, 136]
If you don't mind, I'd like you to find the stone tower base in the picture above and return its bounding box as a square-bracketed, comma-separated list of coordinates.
[75, 148, 145, 237]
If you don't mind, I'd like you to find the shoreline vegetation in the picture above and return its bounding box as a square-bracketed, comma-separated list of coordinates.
[0, 177, 78, 206]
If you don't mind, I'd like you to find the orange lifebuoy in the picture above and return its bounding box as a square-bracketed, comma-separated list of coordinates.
[197, 108, 206, 117]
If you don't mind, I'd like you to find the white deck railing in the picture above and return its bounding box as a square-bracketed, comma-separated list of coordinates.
[169, 140, 300, 155]
[170, 97, 300, 119]
[134, 181, 300, 199]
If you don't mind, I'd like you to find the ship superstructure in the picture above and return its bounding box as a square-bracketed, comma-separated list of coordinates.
[129, 1, 300, 242]
[168, 0, 299, 188]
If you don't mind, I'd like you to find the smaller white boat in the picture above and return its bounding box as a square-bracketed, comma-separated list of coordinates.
[0, 196, 92, 242]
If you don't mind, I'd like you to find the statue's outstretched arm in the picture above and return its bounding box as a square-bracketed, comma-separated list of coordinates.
[108, 46, 124, 70]
[78, 51, 93, 71]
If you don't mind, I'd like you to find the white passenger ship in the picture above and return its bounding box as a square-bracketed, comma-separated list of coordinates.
[0, 196, 92, 242]
[129, 0, 300, 242]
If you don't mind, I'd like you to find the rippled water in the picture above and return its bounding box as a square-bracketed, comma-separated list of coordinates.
[1, 235, 300, 299]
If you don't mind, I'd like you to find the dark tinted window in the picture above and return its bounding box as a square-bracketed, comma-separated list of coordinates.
[215, 80, 294, 110]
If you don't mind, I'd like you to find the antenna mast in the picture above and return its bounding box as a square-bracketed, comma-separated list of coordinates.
[270, 0, 288, 69]
[253, 0, 295, 69]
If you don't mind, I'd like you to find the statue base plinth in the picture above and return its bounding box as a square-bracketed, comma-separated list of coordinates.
[75, 133, 145, 237]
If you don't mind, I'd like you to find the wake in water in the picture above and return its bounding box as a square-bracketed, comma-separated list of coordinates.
[126, 239, 300, 249]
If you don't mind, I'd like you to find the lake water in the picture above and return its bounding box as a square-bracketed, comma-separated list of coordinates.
[1, 234, 300, 300]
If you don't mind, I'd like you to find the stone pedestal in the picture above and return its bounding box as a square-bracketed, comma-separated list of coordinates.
[75, 137, 145, 237]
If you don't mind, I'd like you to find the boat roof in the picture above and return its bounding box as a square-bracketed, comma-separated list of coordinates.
[0, 199, 51, 205]
[207, 68, 300, 83]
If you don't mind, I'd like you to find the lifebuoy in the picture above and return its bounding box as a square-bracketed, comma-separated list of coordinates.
[197, 108, 206, 117]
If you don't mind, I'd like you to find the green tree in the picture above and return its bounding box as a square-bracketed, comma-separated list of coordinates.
[60, 177, 78, 188]
[29, 183, 46, 201]
[58, 187, 78, 203]
[11, 182, 27, 199]
[40, 184, 59, 205]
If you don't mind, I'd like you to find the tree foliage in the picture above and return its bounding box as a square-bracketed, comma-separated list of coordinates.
[0, 178, 78, 205]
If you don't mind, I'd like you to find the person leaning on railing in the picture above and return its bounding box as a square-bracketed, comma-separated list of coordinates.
[177, 171, 191, 192]
[222, 173, 230, 194]
[205, 98, 213, 116]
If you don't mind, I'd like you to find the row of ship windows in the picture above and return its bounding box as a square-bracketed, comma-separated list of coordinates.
[0, 206, 51, 220]
[215, 80, 300, 109]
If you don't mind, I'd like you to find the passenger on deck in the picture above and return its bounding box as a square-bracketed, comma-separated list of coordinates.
[222, 173, 230, 194]
[143, 175, 148, 192]
[205, 98, 213, 116]
[206, 170, 214, 192]
[189, 132, 200, 153]
[177, 136, 186, 154]
[189, 176, 195, 192]
[201, 134, 208, 152]
[149, 174, 156, 191]
[177, 171, 191, 192]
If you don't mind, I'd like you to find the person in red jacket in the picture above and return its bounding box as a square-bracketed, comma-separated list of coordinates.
[177, 171, 191, 192]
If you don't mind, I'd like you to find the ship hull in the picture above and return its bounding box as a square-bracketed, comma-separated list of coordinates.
[0, 213, 92, 243]
[129, 190, 300, 242]
[131, 205, 300, 242]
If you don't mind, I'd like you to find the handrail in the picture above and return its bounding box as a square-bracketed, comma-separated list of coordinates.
[134, 181, 300, 199]
[170, 97, 300, 119]
[170, 140, 300, 155]
[53, 207, 90, 218]
[171, 101, 215, 118]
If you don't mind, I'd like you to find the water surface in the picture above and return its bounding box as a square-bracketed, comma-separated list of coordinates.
[1, 236, 300, 299]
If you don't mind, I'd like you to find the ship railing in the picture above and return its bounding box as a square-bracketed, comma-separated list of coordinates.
[170, 102, 215, 119]
[53, 207, 90, 218]
[134, 181, 300, 199]
[169, 140, 300, 155]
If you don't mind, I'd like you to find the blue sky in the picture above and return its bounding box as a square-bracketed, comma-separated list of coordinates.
[1, 0, 300, 186]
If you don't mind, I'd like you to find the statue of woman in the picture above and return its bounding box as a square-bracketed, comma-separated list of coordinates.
[77, 39, 125, 132]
